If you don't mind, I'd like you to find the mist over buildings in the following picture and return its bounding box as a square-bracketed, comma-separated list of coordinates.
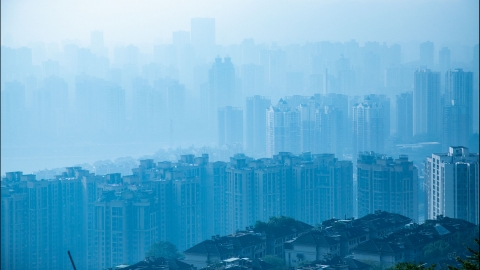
[1, 1, 479, 269]
[2, 0, 479, 174]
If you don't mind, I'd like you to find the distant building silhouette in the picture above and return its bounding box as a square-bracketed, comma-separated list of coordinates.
[396, 92, 413, 142]
[266, 99, 301, 157]
[413, 69, 441, 139]
[420, 41, 434, 68]
[245, 96, 271, 154]
[352, 96, 388, 155]
[218, 106, 243, 147]
[209, 56, 236, 109]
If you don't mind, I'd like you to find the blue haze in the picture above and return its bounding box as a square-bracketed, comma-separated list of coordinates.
[1, 0, 479, 269]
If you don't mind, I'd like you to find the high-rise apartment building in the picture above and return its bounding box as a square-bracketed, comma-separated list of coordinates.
[2, 152, 357, 269]
[314, 154, 354, 222]
[245, 96, 271, 154]
[298, 99, 319, 154]
[1, 180, 28, 270]
[291, 160, 317, 225]
[1, 81, 27, 144]
[218, 106, 243, 147]
[225, 155, 255, 234]
[266, 99, 301, 157]
[241, 65, 265, 97]
[204, 161, 228, 237]
[172, 178, 203, 251]
[318, 106, 345, 158]
[442, 105, 470, 151]
[364, 94, 390, 138]
[439, 47, 451, 73]
[420, 41, 434, 68]
[426, 147, 479, 225]
[0, 170, 91, 270]
[444, 69, 473, 129]
[396, 92, 413, 142]
[75, 75, 126, 141]
[352, 97, 387, 155]
[252, 161, 288, 222]
[357, 152, 418, 221]
[413, 69, 441, 138]
[209, 57, 236, 109]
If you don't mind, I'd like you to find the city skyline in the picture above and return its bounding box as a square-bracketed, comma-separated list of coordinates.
[1, 1, 479, 269]
[2, 0, 479, 46]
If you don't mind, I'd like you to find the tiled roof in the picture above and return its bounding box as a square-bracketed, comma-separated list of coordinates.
[184, 233, 263, 255]
[292, 230, 340, 246]
[353, 239, 405, 254]
[120, 257, 194, 270]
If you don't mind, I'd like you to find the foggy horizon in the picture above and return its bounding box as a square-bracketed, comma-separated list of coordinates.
[2, 0, 479, 47]
[1, 1, 479, 269]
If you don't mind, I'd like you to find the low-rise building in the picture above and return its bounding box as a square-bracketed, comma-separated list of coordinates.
[183, 231, 266, 269]
[284, 230, 342, 267]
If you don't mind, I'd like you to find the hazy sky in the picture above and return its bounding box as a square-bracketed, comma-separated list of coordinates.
[2, 0, 479, 46]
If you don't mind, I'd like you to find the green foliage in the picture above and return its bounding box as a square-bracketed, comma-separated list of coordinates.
[297, 260, 312, 267]
[423, 240, 451, 260]
[448, 239, 480, 270]
[423, 231, 478, 262]
[261, 255, 286, 270]
[362, 260, 383, 270]
[389, 262, 435, 270]
[145, 241, 183, 259]
[254, 216, 308, 234]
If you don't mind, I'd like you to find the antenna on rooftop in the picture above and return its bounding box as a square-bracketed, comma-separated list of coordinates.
[68, 250, 77, 270]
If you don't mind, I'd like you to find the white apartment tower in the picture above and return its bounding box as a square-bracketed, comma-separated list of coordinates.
[266, 99, 301, 157]
[352, 97, 387, 155]
[413, 69, 440, 137]
[426, 146, 479, 225]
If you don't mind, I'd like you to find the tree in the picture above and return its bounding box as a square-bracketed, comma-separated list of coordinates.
[448, 239, 480, 270]
[389, 262, 435, 270]
[254, 216, 310, 234]
[145, 241, 183, 259]
[261, 255, 286, 270]
[423, 240, 451, 260]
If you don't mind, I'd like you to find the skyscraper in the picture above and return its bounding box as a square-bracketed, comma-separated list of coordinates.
[413, 69, 440, 138]
[1, 81, 27, 144]
[439, 47, 451, 73]
[420, 41, 434, 68]
[218, 106, 243, 147]
[352, 97, 387, 155]
[225, 155, 255, 233]
[442, 104, 470, 151]
[444, 69, 473, 127]
[318, 106, 345, 158]
[426, 147, 479, 225]
[209, 56, 236, 109]
[314, 154, 353, 222]
[266, 99, 301, 157]
[245, 96, 271, 154]
[396, 92, 413, 142]
[357, 152, 418, 221]
[298, 98, 319, 154]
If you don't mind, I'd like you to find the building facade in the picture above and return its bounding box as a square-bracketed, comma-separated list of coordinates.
[425, 146, 479, 225]
[357, 153, 418, 221]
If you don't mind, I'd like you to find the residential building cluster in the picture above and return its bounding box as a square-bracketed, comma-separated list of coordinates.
[1, 152, 353, 270]
[2, 26, 478, 176]
[2, 146, 478, 269]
